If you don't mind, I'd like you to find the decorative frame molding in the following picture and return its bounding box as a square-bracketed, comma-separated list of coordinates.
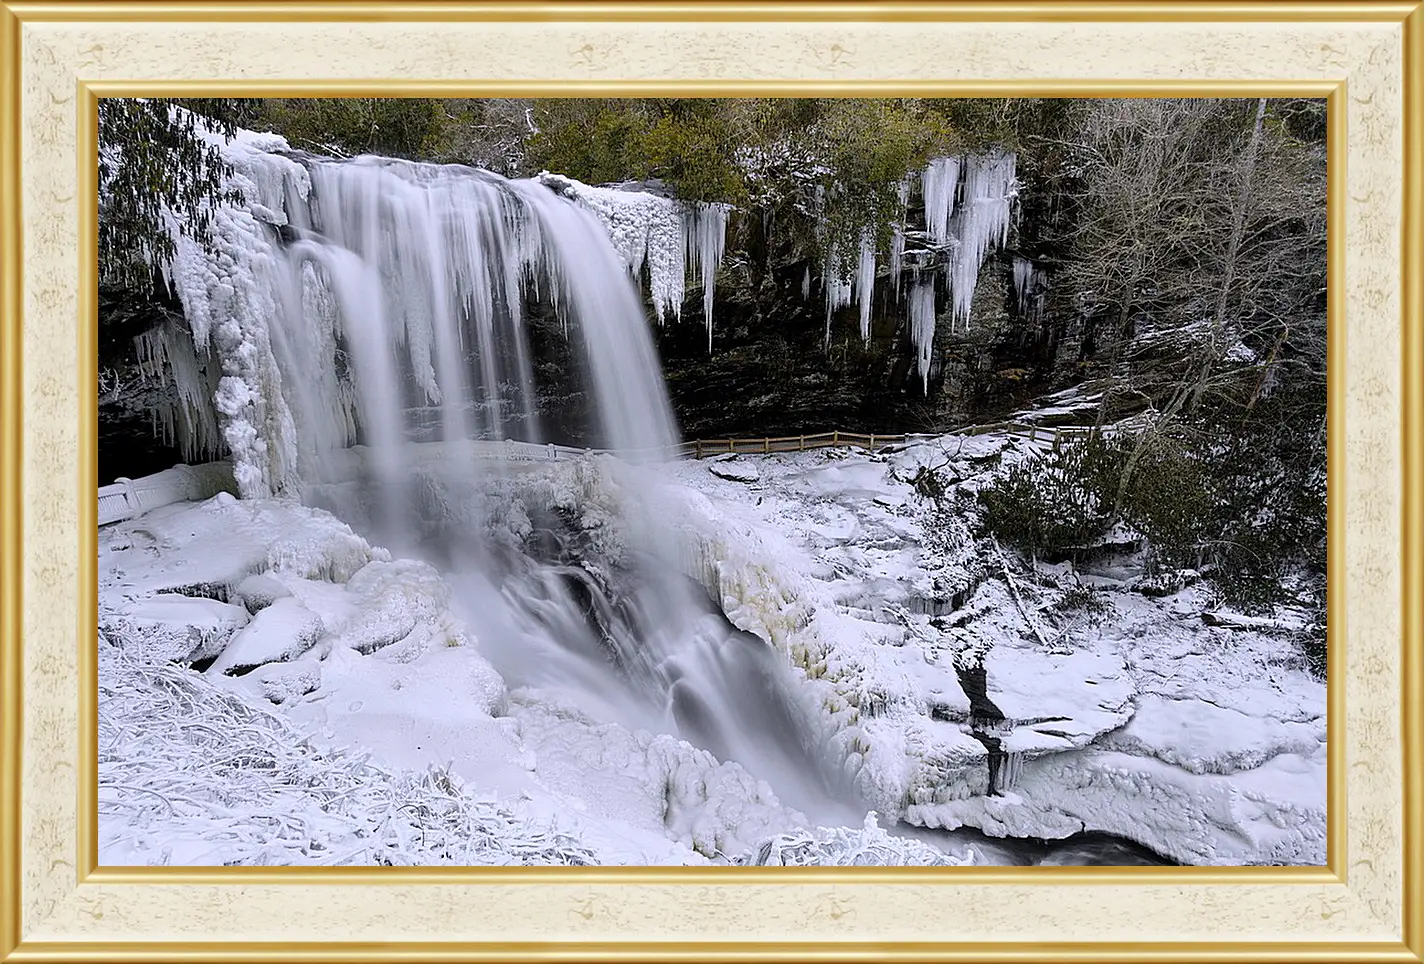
[0, 3, 1419, 960]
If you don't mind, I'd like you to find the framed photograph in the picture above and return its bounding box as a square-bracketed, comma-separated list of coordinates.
[1, 1, 1420, 960]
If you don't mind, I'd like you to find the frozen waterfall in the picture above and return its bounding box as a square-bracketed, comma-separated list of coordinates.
[536, 173, 731, 350]
[148, 133, 682, 504]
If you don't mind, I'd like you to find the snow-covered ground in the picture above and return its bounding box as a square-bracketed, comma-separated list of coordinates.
[650, 434, 1326, 866]
[97, 488, 965, 866]
[97, 431, 1325, 866]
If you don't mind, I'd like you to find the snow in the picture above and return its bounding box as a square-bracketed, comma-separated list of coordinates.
[98, 640, 606, 867]
[1098, 695, 1322, 775]
[735, 811, 969, 866]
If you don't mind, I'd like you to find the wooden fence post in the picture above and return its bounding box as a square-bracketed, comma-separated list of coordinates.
[764, 438, 770, 455]
[799, 435, 805, 451]
[833, 431, 840, 447]
[695, 441, 703, 459]
[116, 477, 138, 518]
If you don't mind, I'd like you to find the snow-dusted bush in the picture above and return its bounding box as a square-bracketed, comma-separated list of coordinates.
[975, 436, 1126, 556]
[98, 636, 597, 866]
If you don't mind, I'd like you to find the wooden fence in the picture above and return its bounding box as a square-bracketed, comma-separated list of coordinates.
[99, 417, 1151, 525]
[677, 417, 1145, 459]
[98, 462, 240, 526]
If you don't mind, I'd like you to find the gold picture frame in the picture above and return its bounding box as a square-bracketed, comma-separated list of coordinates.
[1, 1, 1419, 960]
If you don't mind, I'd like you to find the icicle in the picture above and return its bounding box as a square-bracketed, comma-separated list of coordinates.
[889, 176, 912, 295]
[685, 203, 730, 351]
[907, 273, 939, 391]
[922, 157, 961, 245]
[823, 245, 854, 346]
[801, 266, 811, 301]
[133, 319, 224, 463]
[855, 230, 877, 343]
[1011, 254, 1047, 323]
[1012, 256, 1035, 313]
[945, 151, 1017, 330]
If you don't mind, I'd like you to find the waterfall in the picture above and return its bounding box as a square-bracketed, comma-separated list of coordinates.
[535, 173, 731, 348]
[151, 136, 680, 505]
[142, 121, 850, 824]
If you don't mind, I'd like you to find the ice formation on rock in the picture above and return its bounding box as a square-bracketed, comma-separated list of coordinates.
[854, 232, 878, 342]
[812, 153, 1017, 380]
[687, 202, 731, 349]
[823, 230, 879, 344]
[888, 177, 912, 295]
[945, 151, 1018, 328]
[536, 173, 731, 347]
[896, 151, 1018, 386]
[921, 156, 961, 245]
[822, 246, 854, 345]
[1012, 255, 1048, 323]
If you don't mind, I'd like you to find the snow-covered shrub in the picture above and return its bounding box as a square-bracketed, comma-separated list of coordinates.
[1113, 433, 1214, 572]
[1053, 582, 1111, 621]
[975, 436, 1125, 556]
[98, 638, 597, 866]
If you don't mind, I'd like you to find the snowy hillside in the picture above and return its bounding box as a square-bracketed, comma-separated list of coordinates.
[98, 429, 1324, 867]
[652, 434, 1327, 865]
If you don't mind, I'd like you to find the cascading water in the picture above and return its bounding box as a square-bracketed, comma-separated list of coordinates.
[147, 125, 852, 823]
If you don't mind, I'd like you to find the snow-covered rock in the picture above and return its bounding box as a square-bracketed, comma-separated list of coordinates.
[650, 433, 1325, 865]
[207, 597, 325, 675]
[233, 572, 292, 612]
[101, 593, 250, 664]
[709, 460, 761, 483]
[98, 428, 1325, 866]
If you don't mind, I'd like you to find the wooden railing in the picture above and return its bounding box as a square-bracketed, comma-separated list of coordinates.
[677, 416, 1148, 459]
[99, 416, 1152, 525]
[98, 461, 240, 526]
